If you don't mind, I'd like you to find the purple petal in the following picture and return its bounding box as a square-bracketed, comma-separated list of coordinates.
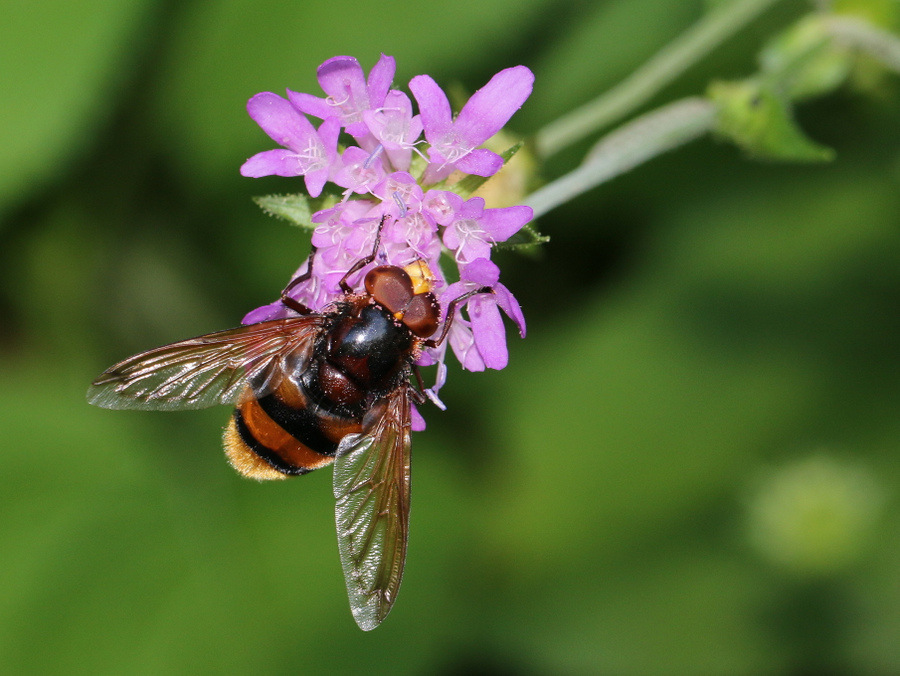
[246, 92, 317, 151]
[372, 171, 423, 218]
[361, 90, 422, 172]
[448, 322, 485, 372]
[290, 56, 376, 134]
[316, 56, 367, 102]
[411, 404, 426, 431]
[441, 281, 468, 309]
[423, 190, 462, 226]
[454, 66, 534, 145]
[409, 74, 452, 140]
[242, 300, 292, 325]
[367, 54, 396, 108]
[469, 295, 508, 369]
[443, 213, 493, 263]
[479, 205, 533, 243]
[461, 257, 500, 287]
[431, 359, 448, 393]
[459, 237, 493, 264]
[287, 90, 333, 121]
[493, 283, 526, 337]
[241, 149, 305, 178]
[304, 167, 329, 198]
[459, 196, 485, 220]
[416, 349, 439, 367]
[317, 116, 341, 152]
[455, 148, 503, 177]
[301, 117, 341, 196]
[332, 146, 384, 194]
[441, 223, 461, 251]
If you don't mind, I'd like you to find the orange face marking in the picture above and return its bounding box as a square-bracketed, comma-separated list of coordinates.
[403, 260, 435, 295]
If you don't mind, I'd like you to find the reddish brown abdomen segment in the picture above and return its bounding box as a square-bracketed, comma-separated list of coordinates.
[223, 378, 363, 480]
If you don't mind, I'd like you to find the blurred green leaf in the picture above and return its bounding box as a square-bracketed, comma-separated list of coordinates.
[760, 16, 854, 100]
[708, 79, 836, 161]
[0, 0, 152, 215]
[835, 0, 900, 29]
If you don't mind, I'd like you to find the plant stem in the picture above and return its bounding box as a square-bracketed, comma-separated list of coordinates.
[824, 15, 900, 73]
[534, 0, 787, 158]
[525, 97, 717, 218]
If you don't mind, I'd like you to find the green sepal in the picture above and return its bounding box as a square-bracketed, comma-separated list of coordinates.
[252, 192, 339, 230]
[708, 80, 835, 162]
[493, 221, 550, 253]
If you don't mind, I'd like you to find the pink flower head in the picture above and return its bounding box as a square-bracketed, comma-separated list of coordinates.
[289, 54, 395, 142]
[240, 55, 536, 420]
[240, 92, 339, 197]
[410, 65, 534, 184]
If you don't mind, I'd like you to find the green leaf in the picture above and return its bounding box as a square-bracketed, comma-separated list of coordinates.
[252, 193, 338, 230]
[708, 80, 835, 162]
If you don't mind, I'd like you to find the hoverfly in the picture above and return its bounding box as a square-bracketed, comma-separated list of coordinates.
[87, 220, 488, 630]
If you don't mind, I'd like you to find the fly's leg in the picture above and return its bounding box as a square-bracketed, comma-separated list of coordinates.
[280, 246, 317, 315]
[339, 215, 388, 293]
[424, 287, 493, 349]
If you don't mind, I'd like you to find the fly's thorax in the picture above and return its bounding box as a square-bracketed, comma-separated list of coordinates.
[326, 303, 415, 389]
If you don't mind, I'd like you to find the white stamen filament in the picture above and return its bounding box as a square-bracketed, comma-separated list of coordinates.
[452, 219, 491, 263]
[296, 138, 326, 173]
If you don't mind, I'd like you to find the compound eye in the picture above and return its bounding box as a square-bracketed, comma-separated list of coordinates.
[402, 292, 440, 338]
[365, 266, 413, 314]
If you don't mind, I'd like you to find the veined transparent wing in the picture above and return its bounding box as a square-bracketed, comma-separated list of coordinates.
[333, 385, 411, 631]
[87, 316, 324, 410]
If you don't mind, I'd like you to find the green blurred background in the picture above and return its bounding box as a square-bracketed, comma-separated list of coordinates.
[3, 0, 900, 673]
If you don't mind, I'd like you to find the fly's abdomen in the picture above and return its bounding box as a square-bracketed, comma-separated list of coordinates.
[223, 376, 364, 480]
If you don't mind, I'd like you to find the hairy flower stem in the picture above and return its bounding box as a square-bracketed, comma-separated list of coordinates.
[824, 15, 900, 73]
[534, 0, 787, 158]
[525, 97, 717, 218]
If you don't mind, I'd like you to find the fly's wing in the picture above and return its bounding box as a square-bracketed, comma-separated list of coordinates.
[333, 384, 412, 631]
[87, 316, 324, 410]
